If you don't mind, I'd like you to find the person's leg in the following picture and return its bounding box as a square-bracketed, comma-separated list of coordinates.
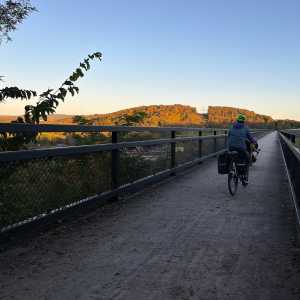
[240, 150, 250, 164]
[239, 149, 250, 181]
[229, 148, 250, 183]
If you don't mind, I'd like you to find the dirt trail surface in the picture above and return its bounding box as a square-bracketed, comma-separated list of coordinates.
[1, 132, 300, 300]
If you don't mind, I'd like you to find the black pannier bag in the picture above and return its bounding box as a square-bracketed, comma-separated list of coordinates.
[218, 151, 230, 174]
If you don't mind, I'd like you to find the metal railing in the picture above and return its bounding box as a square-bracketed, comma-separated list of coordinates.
[279, 131, 300, 239]
[281, 130, 297, 144]
[0, 123, 269, 238]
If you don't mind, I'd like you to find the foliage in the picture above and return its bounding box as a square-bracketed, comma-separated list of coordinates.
[22, 52, 102, 124]
[71, 115, 109, 145]
[0, 153, 111, 227]
[0, 0, 36, 43]
[51, 104, 286, 129]
[207, 106, 300, 129]
[64, 104, 205, 128]
[0, 86, 36, 102]
[72, 115, 93, 125]
[2, 104, 300, 132]
[208, 106, 273, 127]
[0, 52, 102, 151]
[0, 149, 163, 228]
[116, 111, 147, 126]
[275, 120, 300, 130]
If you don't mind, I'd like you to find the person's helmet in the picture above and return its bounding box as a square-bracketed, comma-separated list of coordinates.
[236, 114, 246, 123]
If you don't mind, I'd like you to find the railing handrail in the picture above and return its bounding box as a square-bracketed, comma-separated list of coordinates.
[281, 129, 300, 139]
[0, 134, 228, 162]
[0, 123, 272, 133]
[280, 132, 300, 159]
[279, 132, 300, 237]
[281, 128, 300, 131]
[0, 123, 228, 133]
[280, 130, 298, 144]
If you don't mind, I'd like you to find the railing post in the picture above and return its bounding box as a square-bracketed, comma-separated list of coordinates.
[198, 130, 202, 163]
[214, 130, 217, 153]
[291, 134, 296, 144]
[171, 130, 176, 175]
[111, 131, 119, 200]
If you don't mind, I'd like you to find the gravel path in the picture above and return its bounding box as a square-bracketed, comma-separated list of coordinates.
[0, 132, 300, 300]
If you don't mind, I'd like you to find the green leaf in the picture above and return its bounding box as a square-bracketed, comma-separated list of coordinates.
[40, 89, 53, 97]
[63, 80, 73, 86]
[94, 52, 102, 60]
[76, 68, 84, 77]
[80, 63, 88, 71]
[84, 59, 91, 69]
[59, 87, 67, 97]
[68, 87, 75, 96]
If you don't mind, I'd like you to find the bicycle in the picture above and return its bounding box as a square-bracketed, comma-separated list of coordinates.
[227, 144, 261, 195]
[227, 151, 249, 196]
[218, 143, 261, 195]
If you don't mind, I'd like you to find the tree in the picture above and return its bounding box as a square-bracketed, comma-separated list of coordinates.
[72, 115, 93, 125]
[0, 52, 102, 151]
[117, 112, 147, 126]
[0, 0, 36, 43]
[0, 1, 102, 128]
[0, 2, 104, 151]
[1, 52, 102, 124]
[71, 116, 110, 146]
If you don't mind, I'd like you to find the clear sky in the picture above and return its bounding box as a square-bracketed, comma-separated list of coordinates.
[1, 0, 300, 120]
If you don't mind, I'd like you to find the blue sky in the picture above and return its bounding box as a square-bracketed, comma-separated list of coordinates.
[1, 0, 300, 120]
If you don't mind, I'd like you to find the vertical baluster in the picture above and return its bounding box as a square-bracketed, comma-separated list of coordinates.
[198, 130, 202, 163]
[214, 130, 217, 153]
[224, 130, 228, 149]
[111, 131, 119, 200]
[171, 131, 176, 175]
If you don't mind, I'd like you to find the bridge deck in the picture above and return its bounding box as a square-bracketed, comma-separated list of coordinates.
[1, 132, 300, 300]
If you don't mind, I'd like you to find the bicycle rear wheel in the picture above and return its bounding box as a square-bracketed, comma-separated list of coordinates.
[228, 163, 238, 196]
[242, 165, 249, 187]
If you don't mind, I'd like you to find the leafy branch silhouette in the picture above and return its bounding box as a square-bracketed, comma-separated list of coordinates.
[0, 51, 102, 150]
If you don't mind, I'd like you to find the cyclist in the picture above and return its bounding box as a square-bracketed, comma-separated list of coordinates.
[227, 114, 258, 183]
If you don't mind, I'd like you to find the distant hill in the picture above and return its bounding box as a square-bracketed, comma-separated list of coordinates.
[0, 105, 298, 128]
[0, 105, 205, 126]
[208, 106, 273, 127]
[0, 115, 17, 123]
[87, 104, 206, 127]
[0, 114, 72, 124]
